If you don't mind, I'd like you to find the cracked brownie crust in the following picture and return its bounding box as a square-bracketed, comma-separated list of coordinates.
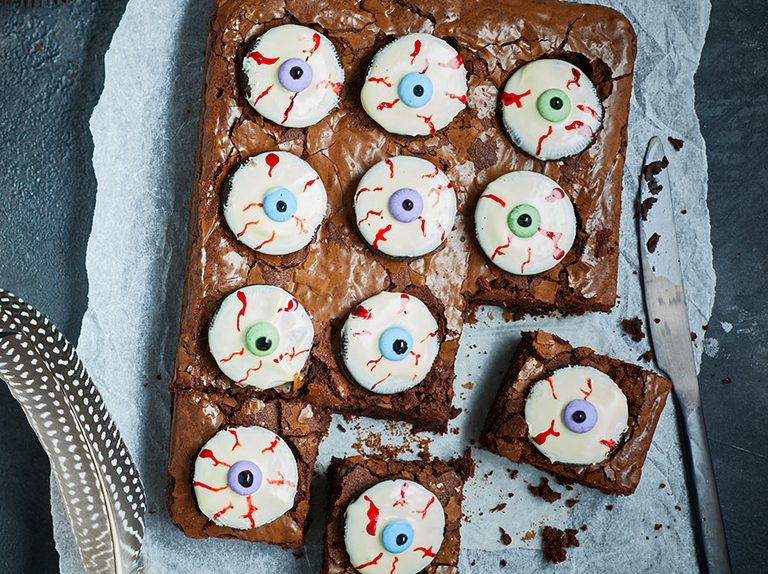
[480, 331, 671, 495]
[168, 0, 637, 540]
[322, 454, 474, 574]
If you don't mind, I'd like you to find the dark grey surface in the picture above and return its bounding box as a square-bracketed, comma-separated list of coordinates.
[0, 0, 765, 572]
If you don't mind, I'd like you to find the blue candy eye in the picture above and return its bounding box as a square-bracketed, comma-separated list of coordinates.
[562, 399, 598, 433]
[278, 58, 313, 92]
[379, 327, 413, 361]
[263, 187, 297, 222]
[388, 188, 423, 223]
[227, 460, 263, 496]
[398, 72, 433, 108]
[381, 520, 414, 553]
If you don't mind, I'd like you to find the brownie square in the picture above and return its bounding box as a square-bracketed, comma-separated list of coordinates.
[480, 331, 672, 495]
[170, 0, 636, 436]
[166, 391, 329, 547]
[322, 453, 474, 574]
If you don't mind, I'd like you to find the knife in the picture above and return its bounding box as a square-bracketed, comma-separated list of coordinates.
[638, 136, 731, 573]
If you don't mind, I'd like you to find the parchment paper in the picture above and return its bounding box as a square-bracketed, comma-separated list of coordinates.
[51, 0, 713, 571]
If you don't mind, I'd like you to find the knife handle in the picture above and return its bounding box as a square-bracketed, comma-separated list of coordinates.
[675, 397, 732, 573]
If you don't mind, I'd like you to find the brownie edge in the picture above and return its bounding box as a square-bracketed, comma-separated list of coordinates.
[480, 331, 671, 495]
[322, 452, 474, 574]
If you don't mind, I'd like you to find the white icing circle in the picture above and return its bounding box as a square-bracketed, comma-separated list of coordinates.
[501, 59, 603, 160]
[223, 151, 327, 255]
[354, 156, 456, 258]
[344, 479, 445, 574]
[340, 292, 440, 395]
[208, 285, 313, 390]
[243, 24, 344, 128]
[524, 366, 629, 465]
[361, 33, 468, 136]
[193, 425, 299, 529]
[474, 171, 576, 275]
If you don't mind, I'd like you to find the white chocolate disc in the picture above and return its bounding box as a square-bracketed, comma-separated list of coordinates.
[361, 33, 468, 136]
[474, 171, 576, 275]
[524, 366, 629, 465]
[208, 285, 313, 390]
[340, 292, 440, 395]
[344, 479, 445, 574]
[354, 156, 456, 258]
[193, 426, 299, 529]
[501, 59, 603, 160]
[223, 151, 327, 255]
[243, 24, 344, 128]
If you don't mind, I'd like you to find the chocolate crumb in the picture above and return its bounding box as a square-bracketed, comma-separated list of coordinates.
[499, 559, 508, 568]
[681, 209, 688, 215]
[606, 504, 614, 511]
[528, 477, 562, 503]
[638, 350, 653, 362]
[508, 469, 519, 480]
[654, 318, 661, 324]
[691, 332, 698, 341]
[490, 502, 507, 513]
[647, 232, 661, 253]
[659, 483, 666, 489]
[521, 530, 536, 542]
[639, 196, 658, 221]
[721, 377, 733, 385]
[336, 424, 346, 433]
[668, 137, 684, 151]
[542, 526, 580, 564]
[499, 527, 512, 546]
[621, 317, 645, 342]
[566, 498, 579, 508]
[654, 524, 663, 531]
[555, 475, 575, 490]
[675, 505, 682, 511]
[580, 524, 588, 532]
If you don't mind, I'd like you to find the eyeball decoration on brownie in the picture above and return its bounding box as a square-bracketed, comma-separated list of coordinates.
[193, 425, 299, 529]
[208, 285, 313, 390]
[525, 366, 629, 465]
[501, 59, 603, 160]
[340, 292, 440, 395]
[475, 171, 576, 275]
[354, 156, 456, 258]
[242, 24, 344, 128]
[361, 33, 468, 136]
[344, 479, 445, 574]
[223, 151, 327, 255]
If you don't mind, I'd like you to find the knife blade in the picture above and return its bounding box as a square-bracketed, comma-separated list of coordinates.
[638, 136, 731, 574]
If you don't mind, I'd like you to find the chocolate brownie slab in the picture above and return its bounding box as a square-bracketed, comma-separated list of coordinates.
[480, 331, 671, 495]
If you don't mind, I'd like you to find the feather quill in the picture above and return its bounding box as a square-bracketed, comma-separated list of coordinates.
[0, 290, 144, 574]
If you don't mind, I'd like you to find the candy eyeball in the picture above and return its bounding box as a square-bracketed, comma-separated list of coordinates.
[243, 24, 344, 128]
[524, 365, 629, 465]
[344, 479, 445, 574]
[361, 33, 468, 136]
[223, 151, 327, 255]
[500, 59, 604, 160]
[340, 292, 440, 395]
[208, 285, 313, 390]
[354, 156, 456, 258]
[193, 426, 298, 529]
[474, 171, 577, 275]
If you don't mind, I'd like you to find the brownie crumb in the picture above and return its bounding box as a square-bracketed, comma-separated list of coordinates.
[621, 317, 645, 342]
[499, 527, 512, 546]
[647, 232, 661, 253]
[643, 156, 669, 183]
[490, 502, 507, 513]
[521, 530, 536, 542]
[691, 331, 698, 341]
[653, 318, 661, 324]
[639, 196, 658, 221]
[721, 377, 733, 385]
[675, 505, 682, 511]
[606, 504, 614, 511]
[659, 483, 666, 489]
[528, 477, 562, 503]
[542, 526, 580, 564]
[565, 498, 579, 508]
[507, 469, 519, 480]
[638, 350, 653, 362]
[580, 524, 588, 532]
[336, 424, 346, 433]
[499, 559, 508, 568]
[654, 524, 663, 531]
[555, 475, 575, 490]
[668, 137, 684, 151]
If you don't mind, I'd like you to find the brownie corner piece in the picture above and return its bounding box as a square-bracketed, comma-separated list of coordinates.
[480, 330, 671, 495]
[166, 389, 330, 548]
[322, 452, 474, 574]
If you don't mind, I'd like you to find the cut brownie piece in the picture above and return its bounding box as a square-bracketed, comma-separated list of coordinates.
[480, 331, 671, 495]
[322, 453, 474, 574]
[166, 391, 329, 547]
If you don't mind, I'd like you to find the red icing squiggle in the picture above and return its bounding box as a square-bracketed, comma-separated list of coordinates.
[241, 495, 258, 528]
[547, 377, 557, 400]
[265, 152, 280, 177]
[445, 92, 467, 105]
[192, 481, 228, 492]
[566, 67, 582, 90]
[580, 378, 594, 399]
[415, 496, 435, 519]
[236, 291, 248, 331]
[199, 449, 230, 468]
[247, 52, 279, 65]
[482, 193, 507, 207]
[532, 419, 560, 445]
[409, 39, 422, 64]
[492, 236, 512, 261]
[416, 114, 435, 134]
[236, 360, 263, 384]
[253, 230, 276, 251]
[368, 76, 392, 87]
[364, 495, 380, 536]
[228, 429, 242, 450]
[303, 33, 321, 57]
[377, 98, 400, 111]
[355, 186, 383, 202]
[358, 210, 383, 225]
[520, 247, 533, 273]
[413, 546, 437, 558]
[372, 224, 392, 249]
[438, 54, 463, 69]
[370, 372, 392, 390]
[237, 220, 260, 238]
[356, 553, 384, 570]
[536, 126, 554, 156]
[393, 483, 408, 507]
[282, 94, 297, 124]
[502, 89, 531, 108]
[253, 84, 272, 106]
[220, 348, 245, 363]
[261, 436, 281, 454]
[385, 158, 395, 178]
[545, 187, 565, 202]
[352, 305, 373, 320]
[303, 177, 319, 192]
[389, 556, 399, 574]
[600, 438, 617, 449]
[213, 502, 233, 520]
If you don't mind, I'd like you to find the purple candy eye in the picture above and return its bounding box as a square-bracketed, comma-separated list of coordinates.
[227, 460, 263, 495]
[388, 188, 423, 223]
[562, 399, 597, 433]
[278, 58, 313, 92]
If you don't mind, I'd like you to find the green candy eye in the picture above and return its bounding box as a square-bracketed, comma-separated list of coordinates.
[507, 204, 541, 238]
[537, 89, 571, 123]
[245, 322, 280, 357]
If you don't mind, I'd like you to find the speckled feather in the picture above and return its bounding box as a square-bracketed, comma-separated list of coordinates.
[0, 290, 144, 574]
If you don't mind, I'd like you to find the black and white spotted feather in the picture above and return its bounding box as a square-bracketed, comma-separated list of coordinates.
[0, 290, 144, 574]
